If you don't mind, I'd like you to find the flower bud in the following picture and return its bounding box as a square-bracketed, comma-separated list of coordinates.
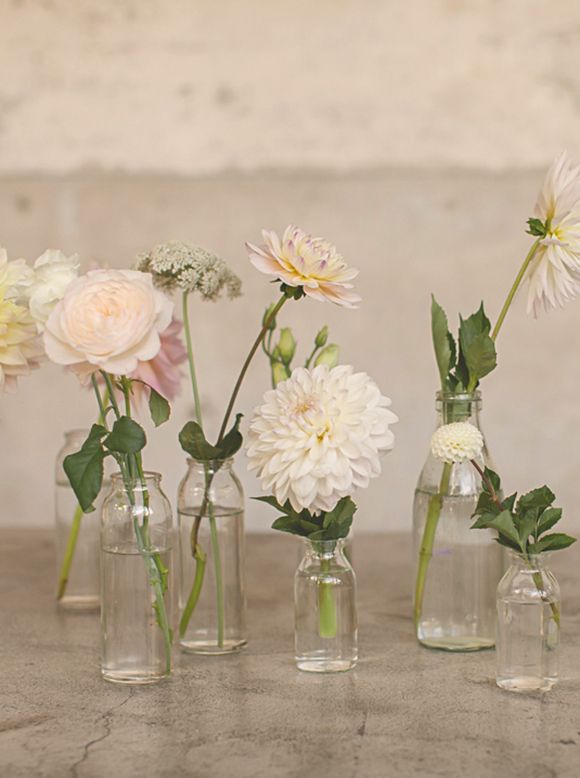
[314, 344, 339, 369]
[272, 362, 291, 387]
[315, 325, 329, 348]
[277, 327, 296, 364]
[262, 304, 278, 331]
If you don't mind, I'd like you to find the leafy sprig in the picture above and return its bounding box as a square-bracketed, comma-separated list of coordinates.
[179, 413, 244, 463]
[471, 467, 575, 555]
[431, 296, 497, 394]
[255, 495, 357, 541]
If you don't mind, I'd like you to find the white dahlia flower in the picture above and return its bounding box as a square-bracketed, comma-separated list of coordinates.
[526, 151, 580, 316]
[246, 365, 398, 513]
[246, 225, 361, 308]
[430, 422, 484, 464]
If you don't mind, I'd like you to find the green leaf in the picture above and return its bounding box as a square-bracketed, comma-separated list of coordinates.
[431, 295, 453, 388]
[517, 485, 555, 513]
[538, 507, 563, 534]
[530, 533, 576, 553]
[217, 414, 244, 459]
[487, 509, 522, 548]
[501, 492, 517, 512]
[471, 511, 500, 530]
[148, 387, 171, 427]
[458, 303, 497, 389]
[495, 535, 522, 552]
[473, 491, 500, 518]
[321, 497, 357, 538]
[526, 217, 547, 237]
[179, 420, 221, 461]
[63, 424, 108, 512]
[483, 467, 501, 494]
[253, 495, 291, 513]
[518, 512, 537, 548]
[271, 515, 318, 537]
[105, 416, 146, 455]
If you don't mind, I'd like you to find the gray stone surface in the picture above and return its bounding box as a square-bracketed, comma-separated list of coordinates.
[2, 530, 580, 778]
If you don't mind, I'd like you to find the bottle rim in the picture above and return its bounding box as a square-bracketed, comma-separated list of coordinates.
[185, 456, 235, 468]
[436, 390, 482, 402]
[111, 470, 162, 485]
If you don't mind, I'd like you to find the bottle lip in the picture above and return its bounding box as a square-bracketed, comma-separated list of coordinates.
[64, 428, 90, 440]
[436, 390, 482, 402]
[304, 537, 345, 554]
[111, 470, 162, 485]
[186, 456, 234, 468]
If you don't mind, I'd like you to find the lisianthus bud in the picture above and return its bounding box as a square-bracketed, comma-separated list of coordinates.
[315, 325, 329, 348]
[314, 344, 339, 368]
[262, 304, 278, 331]
[278, 328, 296, 364]
[272, 362, 291, 387]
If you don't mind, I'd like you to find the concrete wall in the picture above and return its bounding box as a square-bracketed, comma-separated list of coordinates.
[1, 2, 580, 532]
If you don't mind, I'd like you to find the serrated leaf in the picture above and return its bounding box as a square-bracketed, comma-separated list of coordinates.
[483, 467, 501, 494]
[473, 491, 501, 517]
[518, 485, 555, 513]
[487, 509, 522, 548]
[148, 386, 171, 427]
[105, 416, 146, 455]
[471, 511, 500, 530]
[179, 420, 221, 461]
[538, 507, 562, 534]
[495, 535, 522, 552]
[431, 295, 453, 388]
[501, 492, 517, 512]
[530, 533, 576, 553]
[217, 414, 244, 459]
[63, 424, 108, 512]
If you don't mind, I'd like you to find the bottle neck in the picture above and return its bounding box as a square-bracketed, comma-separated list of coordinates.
[508, 550, 550, 572]
[304, 538, 345, 560]
[186, 457, 235, 477]
[435, 391, 482, 427]
[111, 471, 162, 491]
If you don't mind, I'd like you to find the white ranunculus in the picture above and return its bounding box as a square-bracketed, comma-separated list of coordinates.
[43, 269, 174, 376]
[246, 365, 398, 513]
[0, 247, 34, 302]
[430, 422, 484, 464]
[27, 249, 80, 328]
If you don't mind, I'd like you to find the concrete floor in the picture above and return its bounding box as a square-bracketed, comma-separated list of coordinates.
[2, 531, 580, 778]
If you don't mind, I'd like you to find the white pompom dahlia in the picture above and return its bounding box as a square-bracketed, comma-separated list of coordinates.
[246, 365, 398, 513]
[431, 422, 483, 464]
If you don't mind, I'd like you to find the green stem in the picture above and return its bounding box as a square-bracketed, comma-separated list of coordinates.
[318, 556, 338, 639]
[57, 381, 110, 601]
[529, 565, 560, 627]
[491, 238, 541, 342]
[179, 541, 207, 638]
[414, 462, 452, 627]
[217, 293, 288, 444]
[304, 343, 320, 369]
[208, 503, 225, 648]
[182, 291, 204, 428]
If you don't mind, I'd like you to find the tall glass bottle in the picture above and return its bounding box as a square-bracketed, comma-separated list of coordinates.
[101, 472, 174, 684]
[178, 457, 247, 654]
[295, 539, 357, 673]
[413, 391, 503, 651]
[55, 429, 103, 610]
[496, 552, 560, 692]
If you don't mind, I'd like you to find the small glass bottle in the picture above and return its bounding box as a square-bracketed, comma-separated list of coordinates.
[101, 472, 174, 684]
[177, 457, 246, 654]
[413, 391, 503, 651]
[496, 552, 560, 692]
[295, 539, 357, 673]
[55, 429, 104, 610]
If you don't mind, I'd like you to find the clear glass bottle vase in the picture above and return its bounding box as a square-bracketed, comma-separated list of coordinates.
[412, 391, 503, 651]
[55, 429, 105, 610]
[177, 457, 247, 654]
[295, 539, 357, 673]
[100, 472, 174, 684]
[496, 552, 560, 692]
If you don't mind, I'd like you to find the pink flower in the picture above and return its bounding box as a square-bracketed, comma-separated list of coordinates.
[246, 225, 361, 308]
[129, 317, 187, 405]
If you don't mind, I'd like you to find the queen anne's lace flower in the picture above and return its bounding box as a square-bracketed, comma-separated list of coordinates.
[431, 422, 484, 464]
[136, 242, 242, 300]
[526, 152, 580, 316]
[246, 365, 398, 513]
[246, 225, 361, 308]
[0, 290, 43, 392]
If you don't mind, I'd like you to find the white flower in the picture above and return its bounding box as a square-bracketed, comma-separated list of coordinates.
[246, 225, 361, 308]
[43, 269, 173, 376]
[430, 422, 483, 464]
[0, 289, 43, 393]
[526, 152, 580, 316]
[136, 242, 242, 299]
[26, 249, 80, 329]
[246, 365, 398, 513]
[0, 248, 34, 302]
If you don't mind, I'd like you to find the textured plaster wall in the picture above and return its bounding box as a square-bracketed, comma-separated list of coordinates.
[1, 2, 580, 532]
